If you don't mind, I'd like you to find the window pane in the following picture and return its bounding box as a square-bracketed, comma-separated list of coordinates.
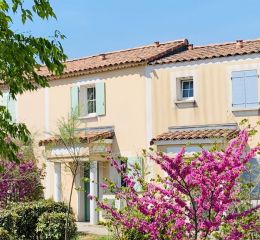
[87, 87, 95, 100]
[182, 81, 190, 90]
[182, 89, 189, 98]
[189, 89, 193, 97]
[245, 75, 258, 108]
[88, 101, 94, 113]
[181, 80, 193, 98]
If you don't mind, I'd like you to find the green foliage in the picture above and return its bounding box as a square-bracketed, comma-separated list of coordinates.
[0, 227, 12, 240]
[123, 228, 148, 240]
[0, 199, 73, 240]
[0, 0, 67, 162]
[36, 212, 77, 240]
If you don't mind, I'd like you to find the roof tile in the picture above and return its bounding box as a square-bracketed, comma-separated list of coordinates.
[39, 129, 114, 146]
[150, 128, 238, 145]
[39, 40, 188, 79]
[152, 39, 260, 64]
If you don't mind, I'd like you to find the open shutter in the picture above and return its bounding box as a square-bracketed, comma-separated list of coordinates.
[96, 82, 106, 116]
[7, 96, 16, 122]
[232, 71, 245, 108]
[70, 86, 79, 115]
[2, 92, 9, 107]
[127, 156, 143, 191]
[2, 92, 16, 122]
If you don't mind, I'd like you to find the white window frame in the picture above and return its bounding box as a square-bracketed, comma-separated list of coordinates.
[180, 78, 194, 100]
[79, 84, 97, 118]
[227, 63, 260, 113]
[171, 70, 197, 106]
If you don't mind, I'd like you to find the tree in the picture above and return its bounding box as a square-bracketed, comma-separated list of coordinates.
[97, 130, 260, 240]
[51, 111, 92, 240]
[0, 0, 66, 162]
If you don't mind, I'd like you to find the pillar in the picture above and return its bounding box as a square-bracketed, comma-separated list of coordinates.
[89, 161, 98, 224]
[54, 162, 61, 202]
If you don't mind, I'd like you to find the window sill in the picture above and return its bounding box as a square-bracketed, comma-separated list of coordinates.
[79, 113, 98, 119]
[175, 99, 196, 108]
[232, 107, 260, 116]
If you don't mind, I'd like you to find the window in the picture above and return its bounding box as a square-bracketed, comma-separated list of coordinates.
[181, 80, 194, 99]
[232, 70, 259, 109]
[79, 85, 96, 116]
[86, 87, 96, 114]
[71, 82, 106, 118]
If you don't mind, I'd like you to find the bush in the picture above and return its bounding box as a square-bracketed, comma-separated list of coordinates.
[0, 210, 17, 234]
[0, 227, 12, 240]
[0, 199, 73, 240]
[36, 212, 77, 240]
[0, 161, 44, 207]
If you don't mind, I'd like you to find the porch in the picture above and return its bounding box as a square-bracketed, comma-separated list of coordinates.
[39, 127, 117, 225]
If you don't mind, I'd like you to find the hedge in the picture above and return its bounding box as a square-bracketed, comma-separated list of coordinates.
[0, 199, 76, 240]
[36, 212, 77, 240]
[0, 227, 12, 240]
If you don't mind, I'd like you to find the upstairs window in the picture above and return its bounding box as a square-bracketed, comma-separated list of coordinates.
[181, 79, 194, 99]
[79, 85, 96, 116]
[232, 70, 259, 109]
[70, 82, 106, 118]
[86, 86, 96, 114]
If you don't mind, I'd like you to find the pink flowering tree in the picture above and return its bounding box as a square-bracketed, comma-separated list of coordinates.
[96, 130, 260, 240]
[0, 137, 44, 207]
[0, 160, 44, 207]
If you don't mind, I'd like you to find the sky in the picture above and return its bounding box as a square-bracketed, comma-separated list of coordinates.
[11, 0, 260, 59]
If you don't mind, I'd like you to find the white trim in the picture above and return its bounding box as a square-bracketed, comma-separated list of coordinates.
[150, 53, 260, 71]
[155, 138, 225, 146]
[75, 77, 101, 86]
[145, 67, 153, 147]
[54, 162, 61, 202]
[145, 67, 153, 179]
[171, 69, 198, 107]
[79, 113, 97, 119]
[15, 95, 18, 123]
[44, 88, 51, 199]
[44, 88, 49, 134]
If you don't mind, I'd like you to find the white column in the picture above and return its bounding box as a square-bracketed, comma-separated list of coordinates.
[54, 162, 61, 202]
[75, 166, 85, 221]
[90, 161, 98, 224]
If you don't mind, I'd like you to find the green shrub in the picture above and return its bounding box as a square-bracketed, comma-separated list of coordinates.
[0, 227, 12, 240]
[0, 210, 15, 233]
[0, 199, 73, 240]
[36, 212, 77, 240]
[124, 228, 148, 240]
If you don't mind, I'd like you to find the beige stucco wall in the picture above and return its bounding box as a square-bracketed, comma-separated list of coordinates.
[17, 66, 148, 218]
[150, 56, 260, 177]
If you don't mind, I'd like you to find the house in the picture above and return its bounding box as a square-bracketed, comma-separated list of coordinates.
[2, 38, 260, 224]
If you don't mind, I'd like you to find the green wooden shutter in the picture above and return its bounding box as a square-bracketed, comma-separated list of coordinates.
[70, 86, 79, 115]
[7, 96, 16, 122]
[96, 82, 106, 116]
[2, 92, 16, 122]
[2, 92, 9, 107]
[127, 156, 143, 191]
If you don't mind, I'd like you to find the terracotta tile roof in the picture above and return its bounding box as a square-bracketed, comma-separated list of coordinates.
[39, 129, 114, 146]
[152, 39, 260, 64]
[150, 127, 238, 145]
[39, 40, 188, 79]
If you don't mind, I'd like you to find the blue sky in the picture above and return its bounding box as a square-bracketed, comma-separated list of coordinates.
[12, 0, 260, 59]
